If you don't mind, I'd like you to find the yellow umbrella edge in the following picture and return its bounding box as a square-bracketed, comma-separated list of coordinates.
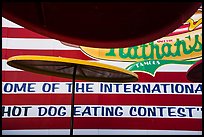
[7, 55, 139, 82]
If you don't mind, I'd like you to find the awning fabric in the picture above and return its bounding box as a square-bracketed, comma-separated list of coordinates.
[186, 60, 202, 82]
[2, 2, 201, 48]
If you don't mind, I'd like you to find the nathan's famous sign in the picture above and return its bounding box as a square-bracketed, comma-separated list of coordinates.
[81, 29, 201, 61]
[80, 8, 202, 76]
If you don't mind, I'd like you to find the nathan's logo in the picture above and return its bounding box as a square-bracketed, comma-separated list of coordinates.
[186, 9, 202, 31]
[80, 9, 202, 76]
[187, 18, 202, 31]
[80, 28, 202, 76]
[126, 60, 197, 76]
[81, 29, 202, 62]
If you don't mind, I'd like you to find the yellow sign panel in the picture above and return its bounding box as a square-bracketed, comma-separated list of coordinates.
[81, 29, 202, 62]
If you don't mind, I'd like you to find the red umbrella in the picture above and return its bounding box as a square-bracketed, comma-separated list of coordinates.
[2, 2, 201, 48]
[186, 59, 202, 82]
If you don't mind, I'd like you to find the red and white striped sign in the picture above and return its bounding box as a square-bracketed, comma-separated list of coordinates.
[2, 9, 202, 135]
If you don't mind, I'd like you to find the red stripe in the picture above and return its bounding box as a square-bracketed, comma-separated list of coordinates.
[2, 27, 8, 37]
[2, 71, 86, 82]
[2, 71, 191, 82]
[177, 24, 189, 29]
[138, 72, 190, 82]
[2, 117, 202, 131]
[2, 94, 202, 106]
[2, 49, 93, 60]
[2, 27, 49, 38]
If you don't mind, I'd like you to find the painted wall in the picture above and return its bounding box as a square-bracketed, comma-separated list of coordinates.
[2, 6, 202, 135]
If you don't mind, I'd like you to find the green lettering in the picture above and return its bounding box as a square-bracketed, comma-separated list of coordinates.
[119, 48, 129, 59]
[128, 46, 142, 59]
[174, 38, 192, 55]
[161, 43, 174, 57]
[119, 46, 142, 59]
[173, 39, 182, 56]
[192, 34, 202, 52]
[149, 42, 163, 59]
[128, 47, 137, 59]
[143, 61, 151, 65]
[141, 44, 151, 59]
[105, 48, 116, 56]
[105, 33, 202, 61]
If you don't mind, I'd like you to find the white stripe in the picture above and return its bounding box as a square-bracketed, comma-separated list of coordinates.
[2, 105, 202, 118]
[2, 17, 23, 28]
[2, 129, 202, 135]
[190, 13, 202, 22]
[2, 82, 202, 95]
[2, 38, 80, 50]
[172, 27, 188, 33]
[2, 60, 22, 71]
[155, 64, 191, 72]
